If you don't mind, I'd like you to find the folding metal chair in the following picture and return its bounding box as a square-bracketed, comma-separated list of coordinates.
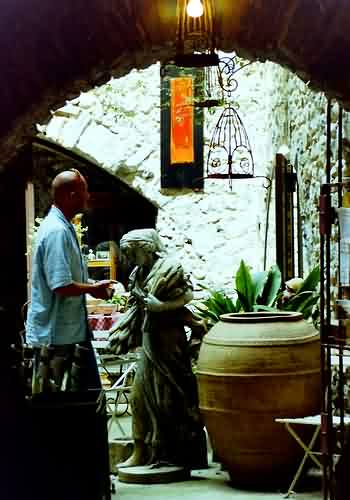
[276, 414, 350, 497]
[104, 361, 137, 437]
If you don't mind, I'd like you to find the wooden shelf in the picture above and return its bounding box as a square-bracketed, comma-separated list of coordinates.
[87, 242, 117, 280]
[88, 259, 112, 267]
[88, 259, 116, 280]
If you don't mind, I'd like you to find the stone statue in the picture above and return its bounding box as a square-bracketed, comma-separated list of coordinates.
[108, 228, 207, 470]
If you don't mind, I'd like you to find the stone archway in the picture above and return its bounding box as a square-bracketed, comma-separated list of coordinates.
[1, 0, 350, 165]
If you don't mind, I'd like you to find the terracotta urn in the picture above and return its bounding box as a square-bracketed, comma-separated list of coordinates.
[196, 311, 320, 487]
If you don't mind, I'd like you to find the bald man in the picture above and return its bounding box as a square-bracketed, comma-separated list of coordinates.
[26, 169, 113, 390]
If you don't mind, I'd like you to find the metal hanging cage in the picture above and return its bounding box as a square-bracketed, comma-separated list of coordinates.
[206, 105, 255, 188]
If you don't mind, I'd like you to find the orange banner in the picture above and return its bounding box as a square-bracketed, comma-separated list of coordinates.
[170, 77, 194, 164]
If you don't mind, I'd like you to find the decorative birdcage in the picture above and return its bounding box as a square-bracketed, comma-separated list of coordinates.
[206, 105, 254, 189]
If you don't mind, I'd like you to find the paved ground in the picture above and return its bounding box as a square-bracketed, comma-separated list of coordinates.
[109, 413, 322, 500]
[113, 466, 322, 500]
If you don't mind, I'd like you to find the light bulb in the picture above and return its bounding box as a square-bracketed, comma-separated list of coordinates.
[186, 0, 204, 18]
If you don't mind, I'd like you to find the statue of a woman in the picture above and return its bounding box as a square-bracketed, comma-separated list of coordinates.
[108, 228, 207, 469]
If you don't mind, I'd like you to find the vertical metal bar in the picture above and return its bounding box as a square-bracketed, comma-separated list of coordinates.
[338, 106, 343, 301]
[263, 166, 274, 271]
[286, 162, 295, 280]
[319, 192, 327, 500]
[320, 98, 334, 500]
[326, 100, 335, 500]
[284, 159, 289, 279]
[295, 155, 304, 277]
[275, 153, 285, 281]
[338, 106, 343, 205]
[320, 185, 331, 500]
[326, 101, 332, 327]
[327, 100, 335, 500]
[337, 106, 345, 451]
[326, 100, 332, 185]
[339, 346, 345, 447]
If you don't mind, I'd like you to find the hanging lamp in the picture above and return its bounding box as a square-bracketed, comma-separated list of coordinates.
[186, 0, 204, 18]
[174, 0, 217, 68]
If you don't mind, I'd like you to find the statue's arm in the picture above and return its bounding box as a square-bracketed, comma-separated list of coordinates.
[144, 288, 193, 313]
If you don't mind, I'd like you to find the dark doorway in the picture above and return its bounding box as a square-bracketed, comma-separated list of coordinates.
[28, 138, 158, 288]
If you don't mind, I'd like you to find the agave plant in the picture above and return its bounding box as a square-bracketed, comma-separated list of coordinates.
[193, 260, 281, 326]
[193, 289, 239, 329]
[234, 260, 281, 312]
[193, 260, 320, 327]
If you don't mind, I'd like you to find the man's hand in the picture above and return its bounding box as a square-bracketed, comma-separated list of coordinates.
[55, 280, 117, 299]
[90, 280, 115, 300]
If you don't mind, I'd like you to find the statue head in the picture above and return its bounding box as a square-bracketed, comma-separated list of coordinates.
[120, 228, 165, 266]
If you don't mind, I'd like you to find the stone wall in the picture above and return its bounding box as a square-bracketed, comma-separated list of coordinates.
[281, 72, 350, 277]
[38, 57, 344, 294]
[284, 77, 328, 272]
[38, 58, 288, 294]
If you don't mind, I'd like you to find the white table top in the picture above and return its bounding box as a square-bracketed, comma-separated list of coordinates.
[276, 415, 350, 426]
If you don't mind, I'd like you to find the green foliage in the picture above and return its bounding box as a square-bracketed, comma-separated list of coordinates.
[107, 293, 129, 312]
[26, 217, 44, 256]
[234, 260, 282, 312]
[193, 287, 239, 328]
[193, 261, 320, 328]
[235, 260, 255, 312]
[26, 216, 88, 256]
[257, 265, 282, 307]
[298, 266, 320, 295]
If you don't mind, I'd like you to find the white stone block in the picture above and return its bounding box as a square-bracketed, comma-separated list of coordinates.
[126, 145, 154, 168]
[78, 92, 98, 109]
[44, 116, 67, 142]
[77, 123, 121, 166]
[60, 112, 91, 149]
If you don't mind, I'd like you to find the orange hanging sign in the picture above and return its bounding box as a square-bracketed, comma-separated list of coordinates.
[170, 77, 194, 164]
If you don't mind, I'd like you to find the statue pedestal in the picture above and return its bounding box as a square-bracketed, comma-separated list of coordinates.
[117, 465, 190, 484]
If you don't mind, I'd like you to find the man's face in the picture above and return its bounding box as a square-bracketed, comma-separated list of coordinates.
[74, 176, 89, 214]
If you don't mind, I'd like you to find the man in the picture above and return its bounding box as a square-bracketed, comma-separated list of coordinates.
[26, 169, 113, 391]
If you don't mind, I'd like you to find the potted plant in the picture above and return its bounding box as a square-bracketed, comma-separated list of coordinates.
[193, 260, 320, 326]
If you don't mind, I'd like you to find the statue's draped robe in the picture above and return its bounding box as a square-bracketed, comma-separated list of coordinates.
[109, 257, 207, 468]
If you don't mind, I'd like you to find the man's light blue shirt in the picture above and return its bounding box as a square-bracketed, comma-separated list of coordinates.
[26, 206, 89, 346]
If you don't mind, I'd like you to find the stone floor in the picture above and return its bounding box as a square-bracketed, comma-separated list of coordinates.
[113, 466, 322, 500]
[109, 412, 322, 500]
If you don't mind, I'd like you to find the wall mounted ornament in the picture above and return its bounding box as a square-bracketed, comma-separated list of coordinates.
[160, 64, 204, 189]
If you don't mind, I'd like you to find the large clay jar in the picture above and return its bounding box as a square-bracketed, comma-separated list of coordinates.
[196, 311, 320, 487]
